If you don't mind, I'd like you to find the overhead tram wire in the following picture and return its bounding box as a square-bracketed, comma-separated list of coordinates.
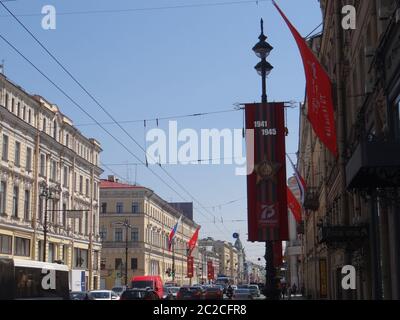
[0, 33, 233, 240]
[75, 108, 241, 127]
[0, 0, 270, 18]
[0, 2, 233, 237]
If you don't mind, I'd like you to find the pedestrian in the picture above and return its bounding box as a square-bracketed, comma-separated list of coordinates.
[281, 283, 287, 299]
[292, 283, 297, 296]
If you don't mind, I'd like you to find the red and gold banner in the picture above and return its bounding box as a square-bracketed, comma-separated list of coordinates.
[245, 103, 288, 242]
[287, 186, 302, 223]
[187, 256, 194, 278]
[273, 1, 338, 157]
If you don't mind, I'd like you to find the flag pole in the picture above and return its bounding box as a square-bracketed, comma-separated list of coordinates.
[172, 238, 175, 283]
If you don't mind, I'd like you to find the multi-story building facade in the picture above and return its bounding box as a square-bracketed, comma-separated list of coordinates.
[299, 0, 400, 299]
[0, 73, 103, 290]
[99, 176, 200, 288]
[285, 176, 303, 290]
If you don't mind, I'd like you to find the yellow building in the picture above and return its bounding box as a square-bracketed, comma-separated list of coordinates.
[99, 176, 200, 288]
[0, 73, 103, 290]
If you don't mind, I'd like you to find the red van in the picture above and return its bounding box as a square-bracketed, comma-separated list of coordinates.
[131, 276, 164, 299]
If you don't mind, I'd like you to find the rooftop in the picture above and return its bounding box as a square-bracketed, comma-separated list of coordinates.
[100, 176, 144, 189]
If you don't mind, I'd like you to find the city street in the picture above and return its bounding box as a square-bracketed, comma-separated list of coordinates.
[1, 0, 400, 302]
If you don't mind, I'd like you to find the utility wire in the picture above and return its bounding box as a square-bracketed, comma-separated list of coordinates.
[0, 32, 234, 238]
[0, 0, 269, 18]
[0, 2, 241, 239]
[75, 108, 241, 127]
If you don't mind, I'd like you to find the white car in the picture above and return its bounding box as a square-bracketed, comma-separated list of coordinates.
[89, 290, 120, 300]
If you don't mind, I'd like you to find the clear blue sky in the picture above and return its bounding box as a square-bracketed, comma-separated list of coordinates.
[0, 0, 322, 263]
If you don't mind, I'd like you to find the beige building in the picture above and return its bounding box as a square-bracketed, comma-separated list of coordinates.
[0, 73, 103, 290]
[99, 176, 200, 288]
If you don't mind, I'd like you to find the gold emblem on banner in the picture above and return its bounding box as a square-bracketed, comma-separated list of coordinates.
[254, 159, 281, 184]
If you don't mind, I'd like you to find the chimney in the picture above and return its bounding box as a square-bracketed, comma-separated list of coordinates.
[108, 175, 116, 182]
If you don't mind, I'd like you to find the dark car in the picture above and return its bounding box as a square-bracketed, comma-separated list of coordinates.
[120, 289, 160, 300]
[177, 286, 205, 300]
[69, 291, 91, 300]
[204, 287, 223, 300]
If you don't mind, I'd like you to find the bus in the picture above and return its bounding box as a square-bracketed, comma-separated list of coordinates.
[0, 257, 70, 300]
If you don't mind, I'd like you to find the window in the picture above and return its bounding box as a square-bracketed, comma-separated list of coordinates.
[101, 202, 107, 214]
[48, 243, 55, 262]
[12, 186, 19, 218]
[79, 175, 83, 193]
[5, 93, 9, 108]
[99, 228, 107, 241]
[0, 234, 12, 254]
[131, 258, 138, 270]
[2, 134, 8, 161]
[131, 228, 139, 242]
[11, 98, 14, 113]
[14, 141, 21, 167]
[116, 202, 123, 214]
[115, 228, 123, 242]
[24, 190, 30, 221]
[50, 160, 57, 181]
[65, 134, 69, 147]
[85, 178, 89, 196]
[0, 181, 6, 214]
[115, 258, 122, 270]
[40, 154, 46, 177]
[62, 202, 67, 227]
[28, 109, 31, 124]
[74, 172, 77, 191]
[22, 105, 26, 120]
[92, 213, 96, 234]
[15, 237, 30, 256]
[17, 102, 21, 117]
[26, 147, 32, 171]
[53, 120, 57, 140]
[93, 182, 97, 200]
[63, 166, 68, 187]
[132, 202, 139, 213]
[85, 212, 89, 235]
[63, 245, 68, 264]
[74, 248, 88, 268]
[42, 117, 46, 133]
[93, 251, 99, 270]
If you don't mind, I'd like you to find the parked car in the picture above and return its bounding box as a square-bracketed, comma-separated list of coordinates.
[163, 287, 180, 300]
[120, 289, 159, 300]
[89, 290, 120, 300]
[232, 289, 253, 300]
[177, 286, 205, 300]
[249, 284, 261, 297]
[111, 286, 127, 297]
[69, 291, 91, 300]
[131, 276, 164, 299]
[204, 287, 223, 300]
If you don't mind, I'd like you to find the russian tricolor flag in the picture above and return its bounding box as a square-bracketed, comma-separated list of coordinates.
[287, 154, 307, 205]
[168, 215, 182, 251]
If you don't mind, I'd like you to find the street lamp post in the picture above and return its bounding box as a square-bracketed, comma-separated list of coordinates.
[40, 183, 60, 262]
[252, 19, 275, 300]
[114, 219, 134, 286]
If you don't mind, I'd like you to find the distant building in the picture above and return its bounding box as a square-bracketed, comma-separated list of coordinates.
[168, 202, 193, 221]
[99, 176, 199, 288]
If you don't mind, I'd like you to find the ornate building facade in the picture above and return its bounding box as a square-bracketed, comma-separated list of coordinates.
[0, 73, 103, 290]
[299, 0, 400, 299]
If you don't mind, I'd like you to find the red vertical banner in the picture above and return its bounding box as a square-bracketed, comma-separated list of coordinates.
[273, 241, 283, 268]
[273, 1, 338, 157]
[287, 185, 302, 223]
[207, 260, 214, 280]
[245, 103, 288, 241]
[187, 256, 194, 278]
